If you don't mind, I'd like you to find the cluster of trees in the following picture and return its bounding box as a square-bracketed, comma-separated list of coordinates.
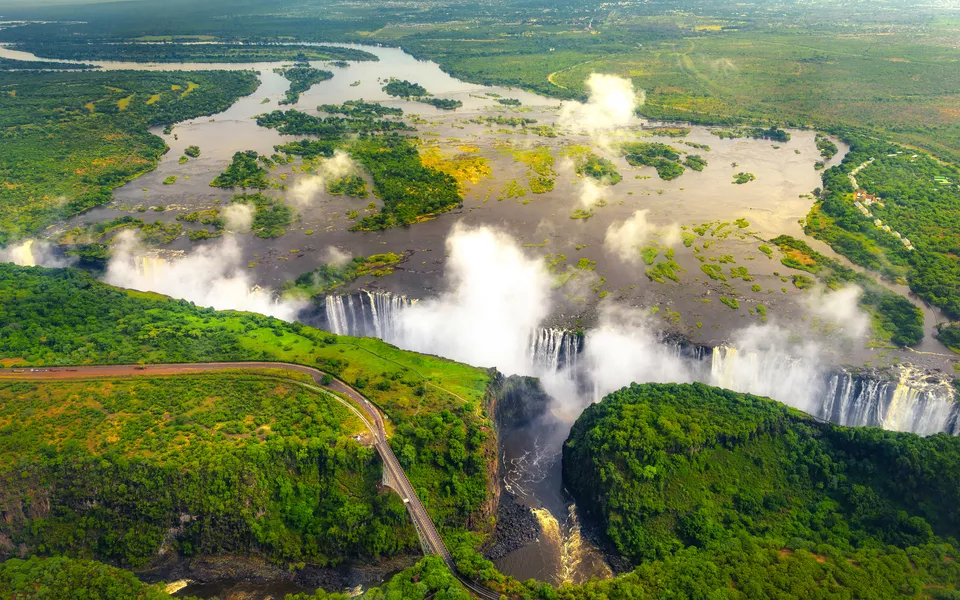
[575, 153, 622, 184]
[231, 192, 296, 238]
[349, 135, 462, 230]
[565, 382, 960, 562]
[420, 97, 462, 110]
[382, 79, 428, 98]
[621, 142, 685, 180]
[327, 174, 369, 197]
[807, 133, 960, 319]
[275, 139, 340, 159]
[711, 126, 791, 142]
[683, 154, 707, 171]
[0, 374, 416, 567]
[275, 66, 333, 105]
[0, 70, 258, 245]
[467, 115, 537, 128]
[319, 100, 403, 118]
[815, 133, 838, 159]
[444, 382, 960, 599]
[291, 555, 468, 600]
[1, 556, 171, 599]
[256, 109, 413, 136]
[9, 41, 378, 63]
[210, 150, 269, 189]
[284, 253, 404, 297]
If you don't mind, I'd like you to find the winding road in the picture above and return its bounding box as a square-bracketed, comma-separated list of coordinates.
[0, 362, 502, 600]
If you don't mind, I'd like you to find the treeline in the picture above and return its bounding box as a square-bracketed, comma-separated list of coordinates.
[0, 57, 96, 70]
[0, 70, 258, 245]
[257, 109, 413, 136]
[8, 41, 378, 63]
[806, 133, 960, 318]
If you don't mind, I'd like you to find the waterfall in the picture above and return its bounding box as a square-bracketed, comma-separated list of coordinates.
[321, 290, 414, 343]
[133, 255, 168, 281]
[821, 367, 958, 436]
[710, 346, 959, 436]
[529, 328, 582, 373]
[708, 345, 819, 408]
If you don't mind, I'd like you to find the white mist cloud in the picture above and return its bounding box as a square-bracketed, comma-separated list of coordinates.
[222, 203, 253, 232]
[804, 285, 871, 340]
[323, 246, 351, 266]
[0, 239, 73, 267]
[577, 178, 606, 209]
[558, 74, 643, 133]
[397, 223, 553, 374]
[604, 210, 681, 262]
[290, 150, 357, 207]
[581, 304, 692, 403]
[104, 230, 303, 321]
[708, 324, 824, 413]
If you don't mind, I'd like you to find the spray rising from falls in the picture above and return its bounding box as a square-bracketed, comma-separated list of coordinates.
[303, 225, 958, 437]
[104, 232, 303, 321]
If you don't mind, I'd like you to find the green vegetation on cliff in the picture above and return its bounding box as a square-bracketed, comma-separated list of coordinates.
[0, 372, 415, 567]
[291, 555, 468, 600]
[555, 382, 960, 596]
[0, 264, 493, 556]
[1, 555, 171, 599]
[0, 70, 258, 246]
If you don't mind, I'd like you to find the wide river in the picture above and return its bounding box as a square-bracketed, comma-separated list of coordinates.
[3, 39, 957, 596]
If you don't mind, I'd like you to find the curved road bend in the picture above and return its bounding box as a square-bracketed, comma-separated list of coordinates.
[0, 363, 502, 600]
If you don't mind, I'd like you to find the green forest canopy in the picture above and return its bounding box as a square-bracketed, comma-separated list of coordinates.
[0, 372, 419, 567]
[553, 382, 960, 597]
